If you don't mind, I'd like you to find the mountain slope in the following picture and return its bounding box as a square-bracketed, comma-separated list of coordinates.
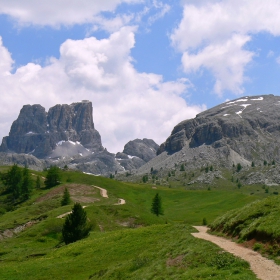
[137, 95, 280, 175]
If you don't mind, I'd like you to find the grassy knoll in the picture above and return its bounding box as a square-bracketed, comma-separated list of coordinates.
[0, 224, 256, 280]
[210, 195, 280, 263]
[0, 167, 270, 279]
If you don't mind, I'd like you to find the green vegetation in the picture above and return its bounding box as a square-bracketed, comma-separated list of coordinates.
[210, 195, 280, 263]
[151, 193, 163, 216]
[61, 187, 71, 206]
[0, 165, 272, 279]
[62, 202, 92, 244]
[44, 165, 61, 188]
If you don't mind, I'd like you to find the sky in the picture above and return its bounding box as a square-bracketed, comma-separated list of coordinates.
[0, 0, 280, 153]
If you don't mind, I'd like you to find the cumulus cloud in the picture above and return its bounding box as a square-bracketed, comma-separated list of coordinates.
[171, 0, 280, 95]
[0, 28, 204, 153]
[0, 0, 140, 27]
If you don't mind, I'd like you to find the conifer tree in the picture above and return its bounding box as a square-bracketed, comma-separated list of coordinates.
[36, 176, 41, 189]
[61, 187, 71, 206]
[62, 203, 91, 244]
[21, 166, 33, 201]
[44, 166, 61, 188]
[151, 193, 164, 216]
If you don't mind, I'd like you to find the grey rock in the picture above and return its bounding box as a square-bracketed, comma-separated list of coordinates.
[0, 100, 103, 159]
[116, 138, 159, 171]
[123, 138, 159, 162]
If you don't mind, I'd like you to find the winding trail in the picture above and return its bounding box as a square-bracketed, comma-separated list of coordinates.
[57, 186, 126, 218]
[192, 226, 280, 280]
[93, 186, 108, 198]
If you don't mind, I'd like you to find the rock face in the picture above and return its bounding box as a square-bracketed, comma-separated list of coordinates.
[0, 101, 103, 158]
[139, 95, 280, 174]
[115, 139, 159, 170]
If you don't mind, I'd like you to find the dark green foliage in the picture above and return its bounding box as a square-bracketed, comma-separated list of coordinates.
[264, 160, 267, 166]
[180, 164, 185, 171]
[61, 188, 71, 206]
[272, 159, 275, 165]
[205, 166, 209, 173]
[36, 176, 41, 189]
[237, 182, 242, 189]
[251, 161, 255, 167]
[142, 175, 148, 183]
[202, 217, 207, 225]
[236, 163, 242, 172]
[210, 165, 213, 171]
[44, 166, 61, 188]
[151, 193, 163, 216]
[150, 167, 153, 173]
[21, 166, 33, 201]
[1, 164, 22, 199]
[62, 203, 92, 244]
[168, 172, 171, 177]
[0, 165, 32, 202]
[109, 174, 114, 179]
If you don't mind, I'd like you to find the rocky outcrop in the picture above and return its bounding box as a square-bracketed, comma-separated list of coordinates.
[0, 101, 103, 159]
[116, 139, 159, 170]
[158, 95, 280, 162]
[138, 95, 280, 175]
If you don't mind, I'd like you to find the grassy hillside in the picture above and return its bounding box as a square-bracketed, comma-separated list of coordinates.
[210, 195, 280, 263]
[0, 166, 268, 279]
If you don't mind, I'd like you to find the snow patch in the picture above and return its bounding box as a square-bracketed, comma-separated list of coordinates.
[79, 153, 83, 156]
[251, 97, 263, 101]
[223, 114, 230, 116]
[57, 140, 66, 146]
[26, 131, 34, 134]
[127, 155, 135, 159]
[226, 98, 248, 105]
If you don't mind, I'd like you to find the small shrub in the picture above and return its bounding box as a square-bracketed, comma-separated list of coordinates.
[253, 243, 262, 251]
[202, 218, 207, 225]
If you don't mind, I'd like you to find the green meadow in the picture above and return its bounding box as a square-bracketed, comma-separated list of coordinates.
[0, 166, 268, 279]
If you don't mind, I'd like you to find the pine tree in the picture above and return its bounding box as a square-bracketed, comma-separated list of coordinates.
[2, 164, 22, 200]
[62, 203, 92, 244]
[61, 187, 71, 206]
[21, 166, 32, 201]
[36, 176, 41, 189]
[151, 193, 164, 216]
[44, 166, 61, 188]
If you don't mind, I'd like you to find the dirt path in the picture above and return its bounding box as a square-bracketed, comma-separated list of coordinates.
[192, 226, 280, 280]
[57, 186, 126, 218]
[57, 206, 87, 219]
[114, 198, 126, 205]
[93, 186, 108, 198]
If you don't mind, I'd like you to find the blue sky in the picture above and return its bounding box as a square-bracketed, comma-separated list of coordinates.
[0, 0, 279, 152]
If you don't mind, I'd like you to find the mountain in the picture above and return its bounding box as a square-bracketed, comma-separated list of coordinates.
[115, 138, 159, 170]
[0, 101, 159, 175]
[136, 94, 280, 178]
[0, 100, 103, 158]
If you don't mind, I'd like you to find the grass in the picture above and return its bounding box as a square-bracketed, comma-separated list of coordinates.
[0, 166, 271, 279]
[0, 224, 256, 280]
[210, 195, 280, 263]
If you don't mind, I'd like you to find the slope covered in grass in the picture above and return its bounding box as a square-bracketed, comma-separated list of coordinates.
[0, 224, 256, 280]
[210, 195, 280, 261]
[0, 166, 266, 279]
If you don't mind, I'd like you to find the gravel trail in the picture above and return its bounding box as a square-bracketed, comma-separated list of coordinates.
[192, 226, 280, 280]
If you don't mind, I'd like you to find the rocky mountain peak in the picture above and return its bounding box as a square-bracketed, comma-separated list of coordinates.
[0, 101, 103, 158]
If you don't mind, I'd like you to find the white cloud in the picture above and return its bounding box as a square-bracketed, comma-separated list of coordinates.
[0, 28, 205, 153]
[182, 34, 253, 95]
[171, 0, 280, 95]
[277, 56, 280, 65]
[0, 0, 140, 27]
